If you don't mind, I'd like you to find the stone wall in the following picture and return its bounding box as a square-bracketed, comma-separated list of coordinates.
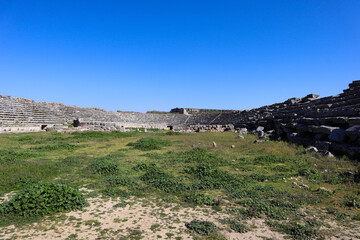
[212, 80, 360, 159]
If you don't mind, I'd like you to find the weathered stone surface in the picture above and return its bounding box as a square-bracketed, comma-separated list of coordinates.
[315, 133, 326, 140]
[308, 125, 339, 134]
[346, 125, 360, 138]
[257, 130, 265, 138]
[329, 129, 346, 143]
[239, 128, 248, 134]
[296, 124, 309, 133]
[348, 117, 360, 125]
[256, 126, 264, 132]
[315, 141, 331, 151]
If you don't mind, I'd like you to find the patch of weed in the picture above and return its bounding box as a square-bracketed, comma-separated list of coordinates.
[141, 165, 186, 193]
[89, 158, 120, 176]
[185, 220, 217, 236]
[0, 182, 86, 217]
[185, 192, 214, 205]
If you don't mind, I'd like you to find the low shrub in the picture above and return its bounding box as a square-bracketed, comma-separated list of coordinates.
[343, 195, 360, 209]
[266, 221, 320, 240]
[89, 158, 119, 176]
[0, 182, 86, 216]
[141, 166, 186, 193]
[177, 148, 224, 165]
[239, 198, 298, 220]
[14, 176, 39, 188]
[133, 162, 157, 171]
[185, 220, 217, 236]
[185, 192, 214, 205]
[186, 163, 253, 191]
[229, 221, 249, 233]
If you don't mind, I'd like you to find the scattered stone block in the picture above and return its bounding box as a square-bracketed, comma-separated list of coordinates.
[305, 146, 318, 153]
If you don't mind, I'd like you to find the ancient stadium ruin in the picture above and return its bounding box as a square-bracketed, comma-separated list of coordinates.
[1, 80, 360, 159]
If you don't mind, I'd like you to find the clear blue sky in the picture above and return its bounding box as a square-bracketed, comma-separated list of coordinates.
[0, 1, 359, 112]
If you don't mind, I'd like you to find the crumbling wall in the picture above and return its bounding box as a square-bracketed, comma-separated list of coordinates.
[217, 80, 360, 159]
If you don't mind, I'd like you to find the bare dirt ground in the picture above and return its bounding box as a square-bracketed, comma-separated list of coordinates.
[0, 195, 287, 240]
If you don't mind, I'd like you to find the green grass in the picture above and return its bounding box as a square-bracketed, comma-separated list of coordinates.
[0, 131, 359, 239]
[127, 137, 172, 151]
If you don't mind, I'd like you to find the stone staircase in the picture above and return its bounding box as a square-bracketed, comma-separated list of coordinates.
[0, 96, 65, 127]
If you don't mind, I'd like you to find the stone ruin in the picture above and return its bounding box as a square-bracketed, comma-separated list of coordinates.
[1, 80, 360, 159]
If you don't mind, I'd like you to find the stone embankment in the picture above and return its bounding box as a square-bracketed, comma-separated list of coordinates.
[225, 80, 360, 159]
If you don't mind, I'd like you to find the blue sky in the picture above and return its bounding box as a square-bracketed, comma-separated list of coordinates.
[0, 1, 359, 112]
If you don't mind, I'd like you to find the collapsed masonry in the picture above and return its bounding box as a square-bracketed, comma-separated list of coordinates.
[1, 80, 360, 159]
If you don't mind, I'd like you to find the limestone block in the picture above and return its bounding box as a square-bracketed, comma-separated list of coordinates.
[346, 125, 360, 138]
[308, 125, 339, 134]
[348, 117, 360, 125]
[329, 129, 347, 143]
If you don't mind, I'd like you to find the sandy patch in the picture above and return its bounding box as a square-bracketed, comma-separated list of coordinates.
[0, 196, 287, 240]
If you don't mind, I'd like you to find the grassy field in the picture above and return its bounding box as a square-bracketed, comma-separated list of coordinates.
[0, 130, 359, 239]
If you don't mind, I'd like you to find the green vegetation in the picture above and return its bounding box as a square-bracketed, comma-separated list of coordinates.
[185, 220, 217, 236]
[0, 182, 86, 218]
[127, 137, 172, 151]
[0, 130, 359, 239]
[89, 157, 120, 175]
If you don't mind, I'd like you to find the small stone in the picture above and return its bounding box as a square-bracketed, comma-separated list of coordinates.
[239, 128, 248, 134]
[213, 141, 217, 148]
[231, 159, 236, 162]
[192, 144, 197, 148]
[235, 168, 239, 171]
[256, 126, 265, 132]
[318, 187, 330, 192]
[300, 183, 310, 189]
[300, 211, 308, 217]
[324, 151, 334, 158]
[305, 146, 318, 153]
[257, 130, 265, 138]
[231, 145, 235, 148]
